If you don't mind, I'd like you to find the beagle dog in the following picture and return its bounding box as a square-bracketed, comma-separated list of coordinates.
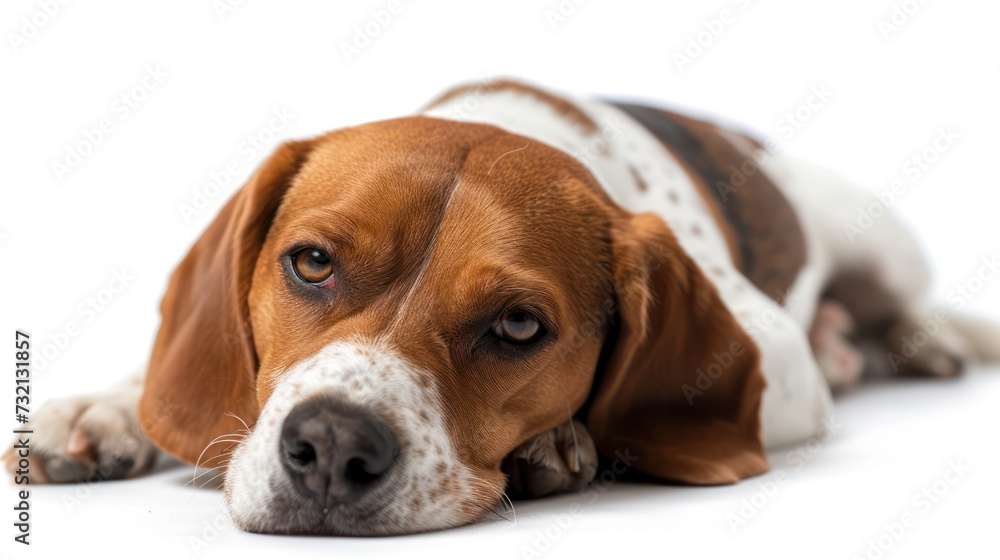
[7, 79, 997, 536]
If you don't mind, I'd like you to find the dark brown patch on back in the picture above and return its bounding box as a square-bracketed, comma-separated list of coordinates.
[426, 79, 600, 135]
[610, 102, 807, 304]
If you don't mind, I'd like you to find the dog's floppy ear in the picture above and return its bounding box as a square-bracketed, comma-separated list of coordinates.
[139, 139, 315, 466]
[586, 212, 768, 484]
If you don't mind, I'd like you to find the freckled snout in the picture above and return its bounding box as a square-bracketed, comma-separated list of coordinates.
[226, 343, 482, 535]
[279, 397, 399, 507]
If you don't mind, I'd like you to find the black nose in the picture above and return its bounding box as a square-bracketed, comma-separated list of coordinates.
[279, 398, 399, 507]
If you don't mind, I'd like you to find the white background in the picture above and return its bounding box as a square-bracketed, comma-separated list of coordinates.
[2, 1, 999, 559]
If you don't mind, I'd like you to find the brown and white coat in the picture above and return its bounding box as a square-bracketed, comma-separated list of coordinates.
[7, 79, 987, 536]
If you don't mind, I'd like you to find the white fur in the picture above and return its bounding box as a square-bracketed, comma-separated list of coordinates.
[759, 154, 932, 306]
[224, 340, 480, 535]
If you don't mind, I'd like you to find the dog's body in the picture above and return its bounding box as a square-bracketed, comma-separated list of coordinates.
[426, 82, 909, 449]
[7, 80, 994, 536]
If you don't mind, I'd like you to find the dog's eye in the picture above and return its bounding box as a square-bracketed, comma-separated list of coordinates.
[292, 248, 334, 285]
[491, 310, 544, 344]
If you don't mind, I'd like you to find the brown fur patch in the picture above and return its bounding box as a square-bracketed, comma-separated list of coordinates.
[611, 102, 807, 304]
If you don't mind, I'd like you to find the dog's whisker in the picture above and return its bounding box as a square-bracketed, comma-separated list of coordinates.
[184, 459, 231, 506]
[465, 472, 516, 525]
[191, 433, 246, 486]
[497, 489, 516, 524]
[197, 469, 228, 490]
[183, 453, 237, 488]
[224, 411, 252, 434]
[566, 405, 580, 472]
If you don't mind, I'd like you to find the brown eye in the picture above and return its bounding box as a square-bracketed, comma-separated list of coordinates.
[292, 248, 334, 285]
[491, 310, 544, 345]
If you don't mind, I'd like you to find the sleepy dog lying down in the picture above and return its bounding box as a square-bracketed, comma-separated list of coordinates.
[6, 79, 998, 535]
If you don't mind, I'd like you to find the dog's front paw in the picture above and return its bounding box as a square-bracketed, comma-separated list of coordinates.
[504, 419, 598, 499]
[3, 386, 157, 483]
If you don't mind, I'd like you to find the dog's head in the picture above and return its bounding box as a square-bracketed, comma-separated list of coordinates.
[140, 116, 767, 535]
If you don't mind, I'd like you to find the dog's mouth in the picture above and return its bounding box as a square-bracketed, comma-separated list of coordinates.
[246, 477, 403, 536]
[224, 459, 497, 536]
[224, 433, 508, 536]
